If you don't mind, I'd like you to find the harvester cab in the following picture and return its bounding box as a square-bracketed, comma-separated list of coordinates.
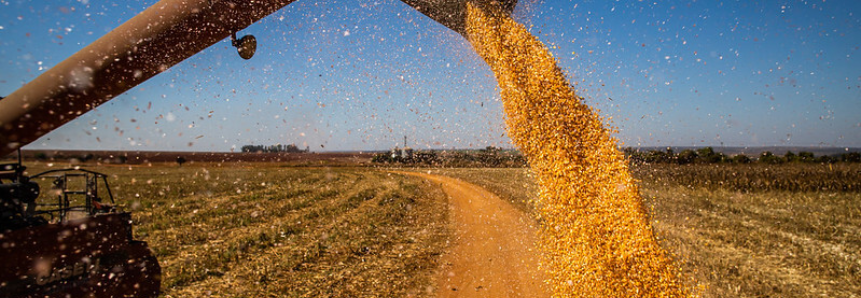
[0, 153, 161, 298]
[0, 155, 44, 230]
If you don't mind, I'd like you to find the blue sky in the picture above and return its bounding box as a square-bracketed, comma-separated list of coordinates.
[1, 0, 859, 152]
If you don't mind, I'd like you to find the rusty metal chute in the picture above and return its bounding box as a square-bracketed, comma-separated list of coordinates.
[0, 0, 299, 157]
[0, 0, 518, 157]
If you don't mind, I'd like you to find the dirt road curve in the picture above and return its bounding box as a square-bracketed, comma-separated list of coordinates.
[394, 171, 550, 298]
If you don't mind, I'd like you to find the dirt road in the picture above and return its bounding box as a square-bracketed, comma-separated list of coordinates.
[394, 171, 550, 298]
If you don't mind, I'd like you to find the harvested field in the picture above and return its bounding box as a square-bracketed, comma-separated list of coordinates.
[23, 163, 449, 297]
[17, 150, 375, 165]
[20, 160, 860, 297]
[431, 165, 861, 297]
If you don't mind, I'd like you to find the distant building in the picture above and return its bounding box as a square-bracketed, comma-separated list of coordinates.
[392, 146, 401, 159]
[389, 135, 415, 159]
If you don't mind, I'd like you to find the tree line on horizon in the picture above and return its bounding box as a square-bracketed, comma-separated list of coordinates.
[624, 147, 861, 164]
[371, 145, 860, 166]
[372, 146, 527, 167]
[240, 144, 310, 154]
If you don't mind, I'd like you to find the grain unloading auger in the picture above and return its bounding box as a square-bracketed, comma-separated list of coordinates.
[0, 0, 516, 296]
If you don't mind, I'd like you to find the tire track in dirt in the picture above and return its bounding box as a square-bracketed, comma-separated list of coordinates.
[393, 171, 550, 298]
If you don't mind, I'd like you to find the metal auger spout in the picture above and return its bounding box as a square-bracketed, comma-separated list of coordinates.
[0, 0, 298, 157]
[0, 0, 518, 157]
[399, 0, 518, 36]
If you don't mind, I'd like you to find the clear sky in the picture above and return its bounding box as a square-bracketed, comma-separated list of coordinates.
[2, 0, 860, 152]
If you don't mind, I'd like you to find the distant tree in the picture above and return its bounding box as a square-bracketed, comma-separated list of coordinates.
[696, 147, 713, 162]
[696, 147, 725, 163]
[842, 152, 861, 163]
[482, 146, 501, 154]
[413, 151, 439, 164]
[784, 151, 800, 163]
[759, 151, 783, 164]
[815, 155, 834, 164]
[712, 148, 728, 163]
[798, 151, 815, 163]
[241, 145, 260, 153]
[623, 148, 647, 163]
[176, 156, 187, 167]
[677, 149, 698, 165]
[34, 152, 48, 160]
[731, 154, 751, 164]
[371, 153, 392, 163]
[240, 143, 307, 153]
[284, 144, 300, 153]
[646, 150, 672, 163]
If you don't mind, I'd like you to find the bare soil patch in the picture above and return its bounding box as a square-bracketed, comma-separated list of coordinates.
[394, 171, 549, 298]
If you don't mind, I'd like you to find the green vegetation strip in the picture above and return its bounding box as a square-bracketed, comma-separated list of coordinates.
[633, 163, 861, 192]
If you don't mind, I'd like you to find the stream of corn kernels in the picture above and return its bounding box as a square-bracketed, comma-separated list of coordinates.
[464, 4, 689, 297]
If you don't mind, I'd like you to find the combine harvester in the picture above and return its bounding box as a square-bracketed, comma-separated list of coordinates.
[0, 0, 515, 296]
[0, 153, 161, 297]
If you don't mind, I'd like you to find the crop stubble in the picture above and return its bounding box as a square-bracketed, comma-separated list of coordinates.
[433, 164, 861, 297]
[25, 164, 450, 297]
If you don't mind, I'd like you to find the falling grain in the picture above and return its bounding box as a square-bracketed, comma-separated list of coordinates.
[464, 3, 690, 297]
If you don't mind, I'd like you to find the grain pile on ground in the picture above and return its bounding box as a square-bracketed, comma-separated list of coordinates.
[464, 3, 690, 297]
